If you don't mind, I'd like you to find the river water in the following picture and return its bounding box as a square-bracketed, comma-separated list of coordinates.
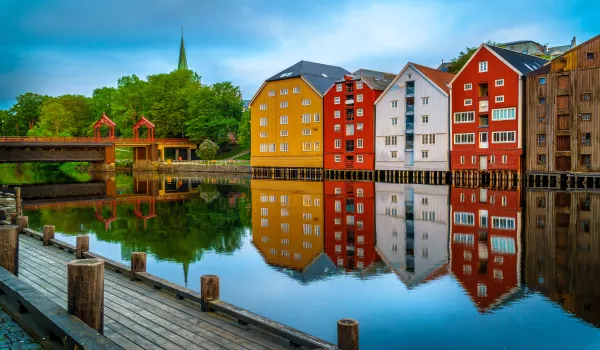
[2, 166, 600, 349]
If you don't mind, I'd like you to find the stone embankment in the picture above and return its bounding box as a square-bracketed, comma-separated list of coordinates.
[132, 161, 251, 174]
[0, 192, 16, 217]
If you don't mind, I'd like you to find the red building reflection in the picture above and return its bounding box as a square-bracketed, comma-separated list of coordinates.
[324, 181, 379, 271]
[450, 186, 522, 312]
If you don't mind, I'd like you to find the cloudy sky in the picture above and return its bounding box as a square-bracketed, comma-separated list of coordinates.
[1, 0, 598, 109]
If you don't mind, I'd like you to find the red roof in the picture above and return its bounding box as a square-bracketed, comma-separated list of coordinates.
[411, 63, 455, 94]
[133, 116, 155, 129]
[93, 113, 117, 128]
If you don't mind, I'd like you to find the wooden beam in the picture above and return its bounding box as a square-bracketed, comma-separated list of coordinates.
[76, 236, 89, 259]
[337, 319, 359, 350]
[67, 259, 105, 334]
[130, 252, 146, 281]
[0, 225, 19, 275]
[200, 275, 220, 312]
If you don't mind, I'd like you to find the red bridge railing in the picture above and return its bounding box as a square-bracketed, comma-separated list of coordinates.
[0, 136, 195, 145]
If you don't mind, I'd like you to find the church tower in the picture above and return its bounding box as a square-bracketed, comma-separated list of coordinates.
[178, 28, 188, 70]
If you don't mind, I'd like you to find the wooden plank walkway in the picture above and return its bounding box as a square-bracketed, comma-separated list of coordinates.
[16, 234, 305, 350]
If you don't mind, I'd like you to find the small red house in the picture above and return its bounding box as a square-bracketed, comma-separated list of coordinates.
[449, 186, 522, 312]
[323, 181, 379, 271]
[450, 44, 548, 172]
[324, 69, 395, 171]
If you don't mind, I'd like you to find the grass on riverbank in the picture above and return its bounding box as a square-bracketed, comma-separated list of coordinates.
[234, 152, 250, 160]
[215, 144, 249, 160]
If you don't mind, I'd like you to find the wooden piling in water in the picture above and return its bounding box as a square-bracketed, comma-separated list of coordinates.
[76, 236, 89, 259]
[67, 259, 104, 334]
[43, 225, 54, 246]
[0, 225, 19, 276]
[337, 318, 359, 350]
[130, 252, 146, 281]
[15, 187, 21, 216]
[200, 275, 220, 312]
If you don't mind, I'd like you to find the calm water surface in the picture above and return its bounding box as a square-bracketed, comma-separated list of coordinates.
[2, 167, 600, 349]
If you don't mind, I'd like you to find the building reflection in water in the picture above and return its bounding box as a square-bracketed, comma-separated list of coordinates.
[375, 183, 449, 288]
[324, 181, 379, 273]
[251, 180, 338, 283]
[450, 186, 523, 312]
[525, 191, 600, 327]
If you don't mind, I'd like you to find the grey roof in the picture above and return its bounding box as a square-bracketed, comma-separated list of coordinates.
[266, 60, 349, 94]
[548, 44, 572, 57]
[272, 253, 343, 285]
[343, 69, 396, 91]
[437, 62, 451, 72]
[501, 41, 546, 56]
[486, 45, 549, 75]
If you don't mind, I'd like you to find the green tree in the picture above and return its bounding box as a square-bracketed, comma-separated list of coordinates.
[29, 100, 76, 136]
[55, 95, 92, 136]
[112, 75, 148, 136]
[196, 139, 219, 160]
[10, 92, 48, 134]
[89, 87, 116, 132]
[447, 41, 501, 74]
[238, 108, 251, 149]
[0, 109, 13, 136]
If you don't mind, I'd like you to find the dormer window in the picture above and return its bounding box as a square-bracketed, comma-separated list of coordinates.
[479, 61, 488, 72]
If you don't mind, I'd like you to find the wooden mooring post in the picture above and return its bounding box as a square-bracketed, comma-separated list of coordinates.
[0, 225, 19, 275]
[337, 318, 359, 350]
[16, 215, 28, 232]
[130, 252, 146, 281]
[43, 225, 55, 246]
[67, 259, 105, 334]
[200, 274, 220, 312]
[76, 236, 89, 259]
[15, 187, 21, 216]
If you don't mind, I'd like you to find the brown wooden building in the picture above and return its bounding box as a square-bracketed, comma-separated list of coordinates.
[524, 191, 600, 327]
[526, 35, 600, 174]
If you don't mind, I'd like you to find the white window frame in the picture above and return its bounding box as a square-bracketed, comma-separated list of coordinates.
[302, 128, 311, 136]
[422, 97, 429, 105]
[293, 87, 300, 94]
[391, 100, 398, 108]
[356, 82, 363, 89]
[492, 131, 516, 143]
[334, 110, 340, 118]
[280, 143, 288, 152]
[334, 155, 341, 163]
[302, 99, 311, 106]
[479, 61, 488, 72]
[302, 114, 311, 123]
[492, 107, 516, 121]
[464, 99, 472, 106]
[454, 111, 475, 123]
[279, 115, 288, 125]
[357, 94, 363, 102]
[422, 115, 429, 123]
[314, 142, 320, 151]
[454, 133, 475, 144]
[491, 216, 516, 230]
[336, 84, 342, 92]
[280, 88, 288, 95]
[260, 132, 267, 138]
[280, 101, 288, 108]
[268, 90, 275, 97]
[357, 122, 363, 130]
[496, 95, 504, 103]
[495, 79, 504, 87]
[464, 83, 472, 90]
[334, 97, 340, 104]
[280, 130, 288, 137]
[454, 212, 475, 226]
[269, 143, 276, 152]
[334, 124, 341, 132]
[260, 104, 267, 111]
[391, 118, 398, 125]
[334, 139, 341, 149]
[357, 155, 363, 163]
[502, 155, 507, 164]
[422, 150, 429, 158]
[357, 109, 363, 117]
[260, 117, 268, 126]
[357, 139, 364, 148]
[314, 113, 320, 122]
[302, 142, 311, 151]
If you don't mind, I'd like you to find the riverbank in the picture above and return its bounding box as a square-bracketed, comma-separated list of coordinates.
[131, 161, 251, 174]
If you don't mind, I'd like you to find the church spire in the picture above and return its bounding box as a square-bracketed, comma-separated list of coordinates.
[178, 27, 188, 71]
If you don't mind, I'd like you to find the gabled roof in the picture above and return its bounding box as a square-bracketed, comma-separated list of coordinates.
[501, 40, 546, 56]
[437, 62, 451, 72]
[375, 62, 455, 105]
[349, 69, 396, 91]
[547, 45, 572, 57]
[133, 116, 155, 129]
[93, 113, 116, 128]
[266, 60, 350, 94]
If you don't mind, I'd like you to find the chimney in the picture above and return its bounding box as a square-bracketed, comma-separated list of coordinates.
[543, 44, 548, 54]
[571, 36, 577, 48]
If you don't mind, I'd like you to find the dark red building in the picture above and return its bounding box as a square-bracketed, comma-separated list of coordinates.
[449, 186, 522, 312]
[449, 44, 548, 172]
[324, 181, 379, 271]
[324, 70, 395, 171]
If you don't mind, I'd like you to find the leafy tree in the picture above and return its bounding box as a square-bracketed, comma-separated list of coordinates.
[112, 75, 148, 136]
[88, 87, 116, 133]
[238, 109, 251, 149]
[196, 139, 219, 160]
[447, 41, 501, 74]
[55, 95, 92, 136]
[0, 109, 14, 136]
[29, 100, 76, 136]
[10, 92, 48, 134]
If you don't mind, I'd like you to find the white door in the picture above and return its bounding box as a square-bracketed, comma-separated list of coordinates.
[479, 132, 489, 149]
[479, 155, 487, 170]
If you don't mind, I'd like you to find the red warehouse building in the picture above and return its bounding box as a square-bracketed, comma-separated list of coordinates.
[324, 70, 395, 172]
[449, 186, 523, 312]
[324, 181, 379, 271]
[450, 44, 548, 172]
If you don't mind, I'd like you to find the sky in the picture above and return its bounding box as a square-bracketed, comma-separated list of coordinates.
[1, 0, 599, 110]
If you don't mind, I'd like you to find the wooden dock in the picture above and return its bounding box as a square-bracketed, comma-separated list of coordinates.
[14, 233, 327, 350]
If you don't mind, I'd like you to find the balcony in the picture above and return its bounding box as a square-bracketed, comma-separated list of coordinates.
[406, 82, 415, 96]
[345, 96, 354, 105]
[345, 84, 354, 93]
[405, 122, 414, 133]
[346, 112, 354, 121]
[479, 115, 489, 128]
[479, 99, 489, 113]
[346, 145, 355, 152]
[405, 140, 414, 150]
[406, 104, 414, 114]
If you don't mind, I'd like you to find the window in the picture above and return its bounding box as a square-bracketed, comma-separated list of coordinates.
[334, 200, 341, 212]
[357, 109, 363, 117]
[460, 156, 465, 164]
[260, 144, 267, 152]
[260, 117, 268, 126]
[293, 87, 300, 93]
[302, 99, 311, 106]
[454, 111, 475, 123]
[422, 134, 436, 144]
[356, 82, 363, 89]
[422, 150, 429, 158]
[314, 113, 320, 122]
[302, 195, 311, 207]
[314, 142, 320, 151]
[464, 83, 472, 90]
[357, 94, 363, 102]
[472, 155, 476, 164]
[454, 133, 475, 144]
[463, 265, 472, 275]
[453, 233, 475, 244]
[336, 84, 342, 92]
[346, 124, 354, 135]
[280, 88, 288, 95]
[391, 118, 398, 125]
[538, 116, 546, 123]
[334, 97, 340, 104]
[335, 139, 341, 148]
[384, 136, 398, 145]
[280, 143, 288, 152]
[587, 52, 595, 60]
[422, 97, 429, 105]
[496, 95, 504, 103]
[492, 131, 516, 143]
[280, 130, 288, 137]
[334, 110, 340, 118]
[477, 283, 487, 297]
[279, 115, 288, 124]
[502, 155, 507, 164]
[491, 236, 516, 254]
[422, 115, 429, 123]
[302, 114, 311, 123]
[492, 107, 516, 120]
[581, 113, 591, 121]
[495, 79, 504, 87]
[334, 155, 341, 162]
[357, 188, 364, 197]
[490, 155, 495, 163]
[539, 97, 546, 105]
[391, 100, 398, 108]
[582, 133, 591, 146]
[302, 142, 311, 151]
[302, 241, 312, 249]
[260, 132, 267, 138]
[268, 90, 275, 97]
[357, 122, 363, 130]
[537, 134, 546, 146]
[357, 203, 364, 214]
[464, 99, 472, 106]
[302, 128, 311, 136]
[390, 151, 398, 159]
[539, 77, 546, 85]
[479, 61, 488, 72]
[357, 139, 364, 148]
[582, 93, 592, 101]
[581, 154, 592, 166]
[357, 155, 363, 163]
[261, 218, 268, 227]
[280, 101, 288, 108]
[492, 217, 516, 230]
[454, 212, 475, 226]
[279, 72, 292, 77]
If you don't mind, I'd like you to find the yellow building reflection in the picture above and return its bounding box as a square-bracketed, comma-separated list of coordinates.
[251, 180, 325, 273]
